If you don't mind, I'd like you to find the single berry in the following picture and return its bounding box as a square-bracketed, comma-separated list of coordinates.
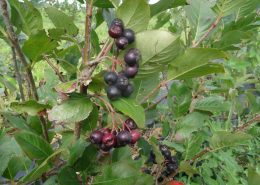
[166, 163, 178, 173]
[115, 37, 128, 49]
[123, 29, 135, 44]
[124, 118, 138, 130]
[117, 130, 132, 146]
[102, 133, 116, 148]
[122, 84, 134, 97]
[124, 65, 138, 78]
[104, 71, 118, 85]
[107, 86, 121, 100]
[108, 25, 123, 38]
[90, 130, 103, 144]
[124, 48, 141, 66]
[163, 150, 171, 159]
[130, 130, 141, 144]
[100, 128, 111, 135]
[116, 75, 129, 90]
[100, 143, 112, 152]
[167, 180, 185, 185]
[111, 18, 124, 28]
[159, 145, 169, 153]
[157, 176, 164, 183]
[169, 156, 178, 165]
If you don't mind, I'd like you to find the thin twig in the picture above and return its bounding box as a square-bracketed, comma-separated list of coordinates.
[192, 16, 222, 47]
[11, 46, 25, 101]
[43, 55, 66, 82]
[234, 115, 260, 132]
[145, 95, 168, 111]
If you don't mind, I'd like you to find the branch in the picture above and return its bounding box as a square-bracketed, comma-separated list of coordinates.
[145, 94, 167, 111]
[0, 0, 49, 142]
[192, 16, 222, 47]
[234, 115, 260, 132]
[43, 55, 66, 82]
[11, 46, 25, 101]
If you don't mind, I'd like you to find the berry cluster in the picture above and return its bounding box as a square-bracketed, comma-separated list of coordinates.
[104, 18, 141, 101]
[89, 118, 141, 152]
[157, 145, 178, 182]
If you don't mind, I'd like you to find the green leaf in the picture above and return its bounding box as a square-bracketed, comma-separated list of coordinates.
[150, 0, 186, 16]
[9, 0, 43, 36]
[112, 147, 132, 162]
[1, 112, 31, 131]
[213, 0, 259, 17]
[133, 73, 160, 102]
[135, 30, 184, 78]
[209, 131, 253, 149]
[117, 0, 150, 32]
[161, 140, 185, 152]
[14, 131, 53, 163]
[81, 105, 99, 132]
[112, 98, 145, 128]
[54, 80, 77, 93]
[184, 133, 205, 160]
[179, 161, 198, 176]
[68, 139, 89, 166]
[0, 76, 16, 91]
[3, 156, 30, 180]
[22, 30, 58, 61]
[248, 167, 260, 185]
[184, 0, 216, 43]
[45, 7, 78, 36]
[21, 150, 62, 183]
[176, 112, 209, 139]
[93, 0, 114, 8]
[11, 100, 51, 116]
[58, 166, 80, 185]
[168, 48, 227, 80]
[168, 82, 192, 117]
[93, 160, 153, 185]
[0, 136, 22, 176]
[194, 96, 231, 113]
[48, 95, 93, 123]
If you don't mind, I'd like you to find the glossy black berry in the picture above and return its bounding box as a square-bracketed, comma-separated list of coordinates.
[123, 29, 135, 44]
[111, 18, 124, 28]
[117, 130, 132, 146]
[159, 145, 169, 153]
[169, 156, 178, 164]
[166, 163, 178, 173]
[106, 86, 121, 100]
[162, 150, 171, 159]
[124, 48, 141, 66]
[90, 130, 103, 144]
[116, 75, 129, 90]
[124, 65, 138, 78]
[108, 25, 123, 38]
[115, 37, 128, 49]
[124, 118, 138, 130]
[122, 84, 134, 97]
[104, 71, 118, 85]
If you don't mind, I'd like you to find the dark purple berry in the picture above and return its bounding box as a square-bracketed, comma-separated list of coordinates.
[122, 84, 134, 97]
[130, 130, 141, 144]
[108, 25, 123, 38]
[166, 163, 178, 173]
[159, 145, 169, 153]
[169, 156, 178, 165]
[100, 143, 112, 152]
[90, 130, 103, 144]
[124, 48, 141, 66]
[102, 133, 116, 148]
[124, 65, 138, 78]
[124, 118, 138, 130]
[115, 37, 128, 49]
[163, 150, 171, 159]
[106, 86, 121, 100]
[116, 75, 129, 90]
[104, 71, 118, 85]
[117, 130, 132, 146]
[111, 18, 124, 28]
[123, 29, 135, 44]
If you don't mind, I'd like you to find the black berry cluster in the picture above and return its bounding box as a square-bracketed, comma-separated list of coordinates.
[159, 145, 178, 178]
[89, 118, 141, 152]
[105, 18, 141, 101]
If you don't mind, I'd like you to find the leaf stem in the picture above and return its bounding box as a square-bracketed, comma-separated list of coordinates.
[43, 55, 66, 82]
